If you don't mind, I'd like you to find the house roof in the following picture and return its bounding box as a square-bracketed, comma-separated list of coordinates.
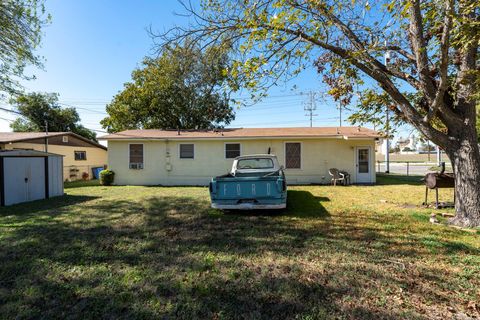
[99, 127, 381, 141]
[0, 132, 107, 150]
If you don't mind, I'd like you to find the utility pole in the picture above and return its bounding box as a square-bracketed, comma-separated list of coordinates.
[428, 141, 431, 161]
[304, 91, 318, 127]
[338, 101, 343, 127]
[44, 120, 48, 153]
[384, 112, 390, 175]
[436, 145, 442, 165]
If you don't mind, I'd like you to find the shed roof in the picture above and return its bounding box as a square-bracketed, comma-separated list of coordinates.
[99, 126, 380, 141]
[0, 132, 106, 150]
[0, 149, 63, 157]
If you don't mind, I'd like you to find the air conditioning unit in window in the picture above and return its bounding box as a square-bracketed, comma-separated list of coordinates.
[129, 163, 144, 169]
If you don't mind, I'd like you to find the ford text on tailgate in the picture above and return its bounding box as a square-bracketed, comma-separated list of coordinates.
[209, 155, 287, 210]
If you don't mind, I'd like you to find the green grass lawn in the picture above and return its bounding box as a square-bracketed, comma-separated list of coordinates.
[0, 176, 478, 319]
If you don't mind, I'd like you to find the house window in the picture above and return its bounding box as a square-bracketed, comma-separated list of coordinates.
[129, 144, 144, 169]
[62, 136, 69, 143]
[285, 143, 301, 169]
[74, 151, 87, 161]
[179, 144, 194, 159]
[225, 143, 241, 159]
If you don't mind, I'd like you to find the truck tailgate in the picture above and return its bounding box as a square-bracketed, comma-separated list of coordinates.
[211, 176, 285, 200]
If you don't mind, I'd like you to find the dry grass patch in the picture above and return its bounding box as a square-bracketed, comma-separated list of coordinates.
[0, 175, 478, 319]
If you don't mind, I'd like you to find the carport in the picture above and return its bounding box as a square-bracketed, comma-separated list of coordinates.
[0, 149, 64, 206]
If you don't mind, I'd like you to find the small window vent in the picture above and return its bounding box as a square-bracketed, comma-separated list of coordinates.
[62, 136, 69, 143]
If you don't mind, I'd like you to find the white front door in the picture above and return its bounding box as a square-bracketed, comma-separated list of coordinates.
[355, 147, 372, 183]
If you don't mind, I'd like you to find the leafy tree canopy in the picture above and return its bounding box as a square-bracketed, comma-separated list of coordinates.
[100, 42, 235, 132]
[160, 0, 480, 227]
[0, 0, 49, 96]
[10, 92, 97, 142]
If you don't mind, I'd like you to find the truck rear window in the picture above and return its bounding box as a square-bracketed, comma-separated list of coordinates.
[237, 158, 274, 169]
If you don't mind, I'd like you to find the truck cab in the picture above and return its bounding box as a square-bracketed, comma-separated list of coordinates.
[209, 154, 287, 210]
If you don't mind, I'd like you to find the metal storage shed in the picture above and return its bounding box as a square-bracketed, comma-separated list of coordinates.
[0, 150, 64, 206]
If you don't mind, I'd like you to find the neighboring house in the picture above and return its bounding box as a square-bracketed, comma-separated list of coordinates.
[0, 132, 107, 181]
[397, 135, 419, 153]
[99, 127, 380, 186]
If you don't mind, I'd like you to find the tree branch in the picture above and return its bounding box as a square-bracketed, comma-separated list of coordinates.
[270, 25, 449, 146]
[308, 3, 422, 89]
[408, 0, 436, 102]
[426, 0, 454, 123]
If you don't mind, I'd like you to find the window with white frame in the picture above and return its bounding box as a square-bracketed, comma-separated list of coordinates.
[129, 144, 144, 169]
[285, 142, 301, 169]
[62, 136, 69, 143]
[74, 151, 87, 161]
[179, 144, 194, 159]
[225, 143, 241, 159]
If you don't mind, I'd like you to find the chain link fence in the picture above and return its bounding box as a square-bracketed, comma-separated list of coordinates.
[376, 161, 452, 176]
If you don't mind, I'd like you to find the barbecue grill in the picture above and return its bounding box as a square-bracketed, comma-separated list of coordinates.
[423, 162, 455, 209]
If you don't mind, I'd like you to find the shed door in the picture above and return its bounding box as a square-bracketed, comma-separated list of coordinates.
[4, 158, 28, 205]
[27, 158, 46, 202]
[4, 157, 45, 205]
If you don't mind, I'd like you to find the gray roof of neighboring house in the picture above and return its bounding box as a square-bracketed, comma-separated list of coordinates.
[0, 149, 63, 157]
[0, 132, 107, 150]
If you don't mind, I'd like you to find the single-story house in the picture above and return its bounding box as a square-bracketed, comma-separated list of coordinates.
[0, 132, 107, 181]
[99, 127, 380, 186]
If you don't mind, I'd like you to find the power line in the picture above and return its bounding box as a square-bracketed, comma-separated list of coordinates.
[0, 103, 109, 135]
[0, 116, 14, 123]
[0, 107, 21, 115]
[231, 117, 340, 127]
[57, 102, 108, 115]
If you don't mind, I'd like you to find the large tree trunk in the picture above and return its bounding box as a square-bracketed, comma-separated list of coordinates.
[445, 124, 480, 228]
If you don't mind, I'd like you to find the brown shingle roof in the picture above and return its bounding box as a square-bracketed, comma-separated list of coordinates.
[0, 132, 107, 150]
[0, 132, 67, 142]
[99, 127, 380, 140]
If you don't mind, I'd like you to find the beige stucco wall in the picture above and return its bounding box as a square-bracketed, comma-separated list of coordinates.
[1, 142, 107, 181]
[107, 138, 376, 186]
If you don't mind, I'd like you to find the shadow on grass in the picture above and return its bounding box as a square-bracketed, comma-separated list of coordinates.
[376, 173, 424, 186]
[0, 192, 478, 319]
[285, 190, 330, 218]
[0, 194, 99, 217]
[224, 190, 330, 218]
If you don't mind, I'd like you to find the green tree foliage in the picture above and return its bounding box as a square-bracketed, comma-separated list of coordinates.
[161, 0, 480, 226]
[0, 0, 49, 96]
[101, 42, 235, 132]
[10, 92, 97, 141]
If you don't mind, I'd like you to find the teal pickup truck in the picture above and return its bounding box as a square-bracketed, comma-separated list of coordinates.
[209, 154, 287, 210]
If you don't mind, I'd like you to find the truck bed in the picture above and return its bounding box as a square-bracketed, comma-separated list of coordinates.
[209, 174, 287, 210]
